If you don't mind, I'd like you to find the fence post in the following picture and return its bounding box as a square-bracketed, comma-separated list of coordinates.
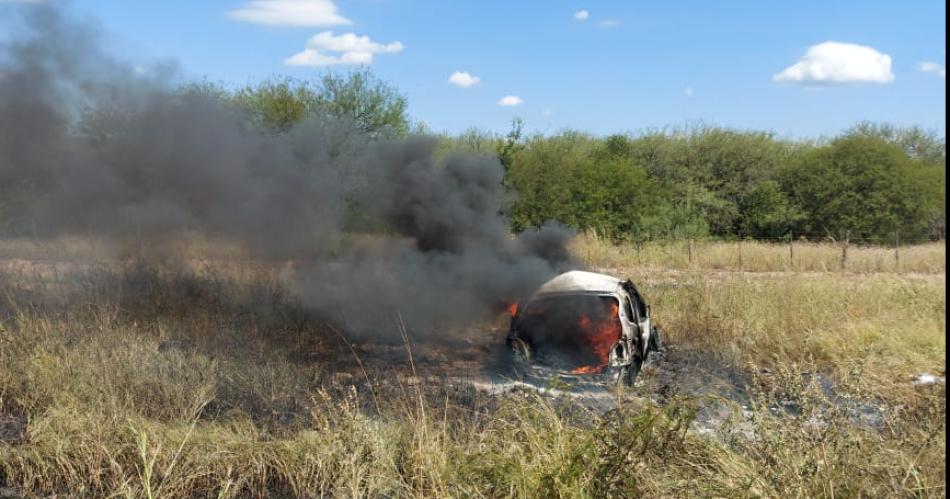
[789, 231, 794, 269]
[738, 237, 743, 271]
[840, 229, 850, 271]
[894, 230, 900, 270]
[636, 229, 642, 266]
[586, 233, 592, 266]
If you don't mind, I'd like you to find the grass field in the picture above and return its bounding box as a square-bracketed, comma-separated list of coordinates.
[0, 237, 945, 497]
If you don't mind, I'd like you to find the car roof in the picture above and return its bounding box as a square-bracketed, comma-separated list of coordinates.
[535, 270, 623, 295]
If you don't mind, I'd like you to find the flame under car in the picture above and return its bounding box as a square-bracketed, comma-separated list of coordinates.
[506, 270, 660, 386]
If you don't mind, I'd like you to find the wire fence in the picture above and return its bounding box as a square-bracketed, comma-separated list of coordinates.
[577, 230, 946, 273]
[618, 231, 941, 246]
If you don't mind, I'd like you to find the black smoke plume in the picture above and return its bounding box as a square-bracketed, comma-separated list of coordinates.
[0, 5, 576, 337]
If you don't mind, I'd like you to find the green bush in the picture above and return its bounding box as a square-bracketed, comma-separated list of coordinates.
[495, 123, 943, 242]
[233, 68, 409, 138]
[780, 136, 943, 241]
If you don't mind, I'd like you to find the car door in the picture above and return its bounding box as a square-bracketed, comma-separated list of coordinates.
[617, 292, 638, 362]
[622, 281, 651, 355]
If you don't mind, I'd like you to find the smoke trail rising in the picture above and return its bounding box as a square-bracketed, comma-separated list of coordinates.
[0, 4, 576, 337]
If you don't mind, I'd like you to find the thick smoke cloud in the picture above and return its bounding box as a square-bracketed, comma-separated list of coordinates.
[0, 5, 576, 337]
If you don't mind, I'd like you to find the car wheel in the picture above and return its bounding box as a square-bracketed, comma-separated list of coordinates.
[508, 338, 531, 379]
[610, 354, 643, 387]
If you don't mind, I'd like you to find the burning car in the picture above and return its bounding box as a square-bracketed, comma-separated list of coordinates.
[506, 270, 660, 386]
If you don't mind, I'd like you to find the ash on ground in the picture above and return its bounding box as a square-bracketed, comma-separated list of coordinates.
[312, 319, 893, 443]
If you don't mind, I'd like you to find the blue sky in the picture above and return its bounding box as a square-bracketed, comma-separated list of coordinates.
[7, 0, 948, 137]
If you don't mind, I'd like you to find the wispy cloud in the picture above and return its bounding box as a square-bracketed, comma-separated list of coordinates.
[285, 31, 403, 66]
[230, 0, 351, 27]
[574, 9, 589, 21]
[448, 71, 480, 88]
[598, 19, 620, 28]
[498, 95, 524, 107]
[918, 61, 946, 78]
[774, 41, 894, 85]
[684, 86, 694, 97]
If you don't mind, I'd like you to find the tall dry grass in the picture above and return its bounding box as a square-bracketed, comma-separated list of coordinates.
[636, 271, 945, 393]
[0, 239, 945, 497]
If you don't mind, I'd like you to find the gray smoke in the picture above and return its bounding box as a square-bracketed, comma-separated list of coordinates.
[0, 5, 576, 337]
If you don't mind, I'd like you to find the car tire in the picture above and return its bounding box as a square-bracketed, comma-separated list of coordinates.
[611, 354, 643, 387]
[508, 338, 531, 379]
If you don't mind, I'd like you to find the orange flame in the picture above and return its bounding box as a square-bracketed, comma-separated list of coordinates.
[570, 300, 621, 374]
[571, 365, 602, 374]
[507, 302, 519, 317]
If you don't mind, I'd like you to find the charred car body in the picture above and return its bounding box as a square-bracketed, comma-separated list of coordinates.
[506, 271, 660, 386]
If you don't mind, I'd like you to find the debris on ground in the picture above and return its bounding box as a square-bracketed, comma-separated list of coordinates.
[912, 373, 946, 385]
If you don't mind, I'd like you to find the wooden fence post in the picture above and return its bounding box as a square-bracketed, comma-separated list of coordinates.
[636, 229, 642, 266]
[789, 231, 794, 269]
[840, 229, 850, 271]
[894, 230, 900, 270]
[738, 237, 743, 271]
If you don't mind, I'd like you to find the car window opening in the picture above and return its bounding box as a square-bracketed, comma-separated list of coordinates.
[513, 294, 622, 372]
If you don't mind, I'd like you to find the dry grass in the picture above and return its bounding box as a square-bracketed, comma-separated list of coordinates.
[574, 231, 946, 274]
[625, 271, 945, 390]
[0, 237, 945, 497]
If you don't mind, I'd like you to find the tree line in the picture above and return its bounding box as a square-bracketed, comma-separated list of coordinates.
[475, 120, 945, 242]
[2, 69, 945, 243]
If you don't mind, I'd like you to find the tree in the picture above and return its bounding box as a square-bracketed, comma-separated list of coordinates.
[233, 78, 320, 132]
[604, 134, 631, 158]
[780, 136, 939, 240]
[843, 122, 946, 165]
[231, 69, 409, 139]
[316, 68, 409, 139]
[504, 131, 668, 240]
[626, 125, 798, 236]
[737, 180, 803, 238]
[435, 127, 501, 159]
[497, 117, 525, 176]
[503, 131, 581, 232]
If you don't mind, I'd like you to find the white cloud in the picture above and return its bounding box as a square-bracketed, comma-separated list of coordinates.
[497, 95, 524, 107]
[230, 0, 351, 27]
[774, 41, 894, 84]
[918, 61, 946, 78]
[598, 19, 620, 28]
[684, 86, 694, 97]
[285, 31, 403, 66]
[574, 10, 589, 21]
[448, 71, 480, 88]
